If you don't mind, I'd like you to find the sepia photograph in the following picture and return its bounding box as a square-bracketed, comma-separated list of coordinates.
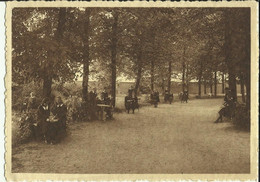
[5, 1, 258, 181]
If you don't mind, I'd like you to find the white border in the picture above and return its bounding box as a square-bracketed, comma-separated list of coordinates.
[4, 1, 259, 182]
[0, 2, 6, 182]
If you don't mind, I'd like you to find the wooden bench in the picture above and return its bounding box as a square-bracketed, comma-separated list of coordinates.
[96, 104, 113, 121]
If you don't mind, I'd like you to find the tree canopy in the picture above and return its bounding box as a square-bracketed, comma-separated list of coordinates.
[12, 7, 251, 108]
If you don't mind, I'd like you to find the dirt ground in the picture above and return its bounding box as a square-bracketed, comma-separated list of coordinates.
[12, 98, 250, 174]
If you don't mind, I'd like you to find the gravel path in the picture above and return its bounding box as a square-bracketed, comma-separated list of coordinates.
[12, 98, 250, 173]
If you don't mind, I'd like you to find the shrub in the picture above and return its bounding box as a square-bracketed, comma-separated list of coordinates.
[12, 112, 37, 146]
[233, 103, 250, 131]
[12, 82, 43, 111]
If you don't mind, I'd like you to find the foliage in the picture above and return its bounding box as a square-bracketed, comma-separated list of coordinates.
[12, 7, 250, 108]
[233, 103, 250, 131]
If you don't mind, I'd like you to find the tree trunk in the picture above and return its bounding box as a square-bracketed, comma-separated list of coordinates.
[182, 47, 186, 92]
[151, 59, 154, 92]
[56, 8, 66, 41]
[224, 9, 237, 101]
[214, 71, 217, 97]
[182, 62, 185, 92]
[222, 73, 225, 94]
[43, 75, 52, 99]
[43, 8, 66, 101]
[210, 84, 213, 94]
[135, 66, 142, 97]
[82, 62, 89, 103]
[210, 78, 213, 94]
[150, 28, 156, 93]
[198, 59, 203, 97]
[111, 11, 118, 107]
[228, 73, 237, 101]
[198, 76, 201, 97]
[186, 65, 189, 93]
[134, 50, 142, 97]
[167, 61, 172, 93]
[204, 81, 207, 94]
[161, 78, 165, 94]
[240, 74, 245, 103]
[82, 9, 90, 103]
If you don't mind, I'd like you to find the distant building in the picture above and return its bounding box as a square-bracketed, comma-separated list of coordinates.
[117, 82, 135, 95]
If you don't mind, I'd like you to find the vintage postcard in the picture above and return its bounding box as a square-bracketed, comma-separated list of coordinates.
[5, 1, 258, 181]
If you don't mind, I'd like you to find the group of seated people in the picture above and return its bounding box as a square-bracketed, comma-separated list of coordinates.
[19, 95, 68, 144]
[21, 88, 114, 144]
[34, 96, 67, 144]
[58, 88, 114, 122]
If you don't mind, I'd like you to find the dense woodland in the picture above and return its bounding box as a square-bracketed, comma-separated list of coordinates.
[12, 7, 250, 110]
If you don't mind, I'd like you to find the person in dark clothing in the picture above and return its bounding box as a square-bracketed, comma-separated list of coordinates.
[128, 86, 134, 99]
[101, 89, 108, 102]
[54, 96, 67, 130]
[215, 88, 235, 123]
[47, 96, 67, 144]
[182, 90, 189, 103]
[89, 89, 98, 120]
[224, 87, 231, 102]
[37, 98, 50, 142]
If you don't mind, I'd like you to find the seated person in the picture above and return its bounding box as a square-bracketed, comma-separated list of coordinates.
[37, 98, 50, 142]
[48, 96, 67, 143]
[104, 97, 113, 119]
[53, 96, 67, 130]
[215, 89, 235, 123]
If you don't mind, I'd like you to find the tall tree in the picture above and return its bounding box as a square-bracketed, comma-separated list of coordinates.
[12, 8, 73, 101]
[82, 9, 91, 103]
[43, 8, 66, 99]
[224, 9, 237, 101]
[110, 10, 118, 107]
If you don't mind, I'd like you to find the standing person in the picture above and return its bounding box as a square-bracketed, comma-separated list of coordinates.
[183, 90, 189, 103]
[47, 96, 67, 144]
[54, 96, 67, 130]
[89, 89, 98, 120]
[37, 98, 50, 142]
[128, 86, 134, 98]
[27, 92, 37, 112]
[101, 88, 108, 102]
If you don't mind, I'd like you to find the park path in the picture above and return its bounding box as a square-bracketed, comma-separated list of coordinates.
[12, 98, 250, 174]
